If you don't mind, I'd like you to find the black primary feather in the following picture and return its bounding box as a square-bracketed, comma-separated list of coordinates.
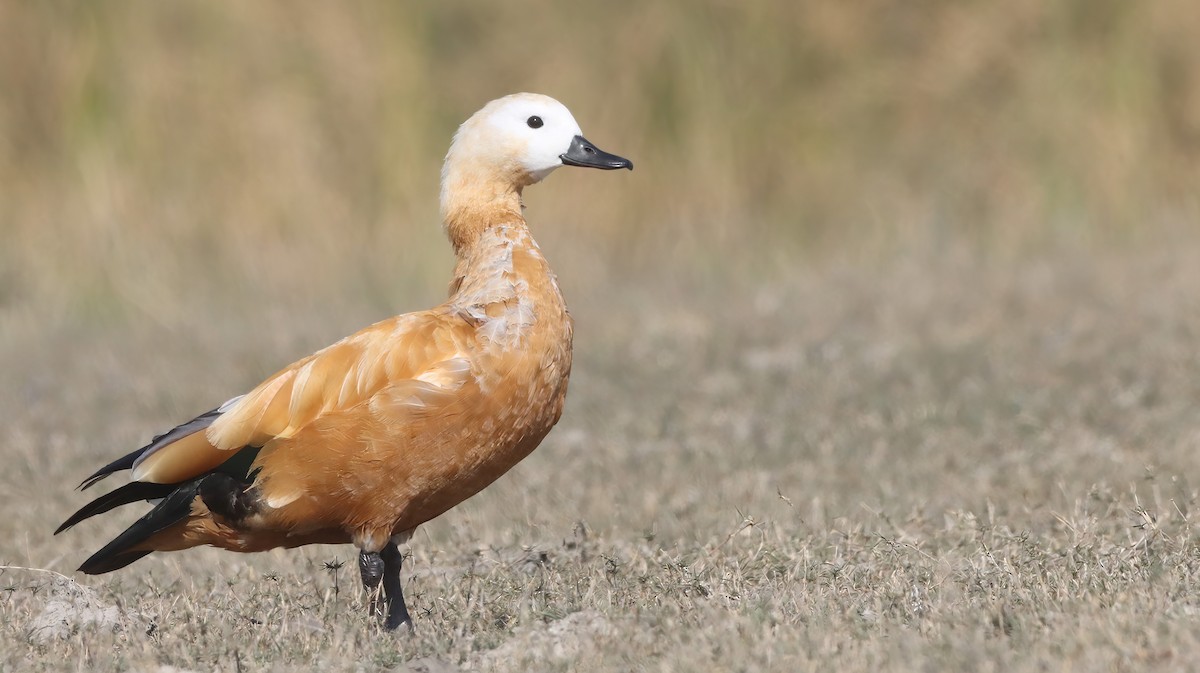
[79, 406, 224, 490]
[54, 481, 176, 535]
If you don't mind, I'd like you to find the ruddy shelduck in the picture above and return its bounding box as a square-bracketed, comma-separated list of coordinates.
[56, 93, 632, 631]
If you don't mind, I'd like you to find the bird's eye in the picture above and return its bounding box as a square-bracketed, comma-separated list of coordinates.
[527, 116, 543, 129]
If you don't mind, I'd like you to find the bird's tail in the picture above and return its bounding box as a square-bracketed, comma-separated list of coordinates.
[75, 480, 204, 574]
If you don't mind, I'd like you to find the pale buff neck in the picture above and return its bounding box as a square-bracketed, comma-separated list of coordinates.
[440, 162, 560, 311]
[440, 161, 536, 256]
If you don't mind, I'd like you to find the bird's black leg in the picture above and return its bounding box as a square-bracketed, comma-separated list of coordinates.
[359, 549, 387, 621]
[380, 540, 413, 631]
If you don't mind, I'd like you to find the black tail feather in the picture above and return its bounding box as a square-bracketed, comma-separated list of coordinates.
[55, 481, 177, 535]
[77, 480, 204, 575]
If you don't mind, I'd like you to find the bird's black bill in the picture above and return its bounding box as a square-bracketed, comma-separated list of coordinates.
[560, 135, 633, 170]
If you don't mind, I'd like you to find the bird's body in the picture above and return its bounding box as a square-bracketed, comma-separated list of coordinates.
[57, 93, 631, 630]
[136, 219, 572, 558]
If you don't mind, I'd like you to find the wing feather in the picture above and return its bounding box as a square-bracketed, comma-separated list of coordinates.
[104, 311, 472, 492]
[130, 430, 229, 484]
[207, 312, 470, 452]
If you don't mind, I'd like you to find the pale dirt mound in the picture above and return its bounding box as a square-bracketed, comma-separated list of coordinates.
[24, 571, 124, 642]
[475, 611, 616, 670]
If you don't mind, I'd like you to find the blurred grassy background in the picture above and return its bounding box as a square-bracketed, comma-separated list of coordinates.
[2, 0, 1199, 325]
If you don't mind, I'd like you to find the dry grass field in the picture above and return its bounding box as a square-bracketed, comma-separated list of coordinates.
[6, 244, 1200, 672]
[4, 2, 1200, 672]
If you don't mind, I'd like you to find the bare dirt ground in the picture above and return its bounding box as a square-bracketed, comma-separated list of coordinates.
[4, 241, 1200, 672]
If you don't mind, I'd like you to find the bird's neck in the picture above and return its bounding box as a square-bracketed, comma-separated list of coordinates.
[440, 166, 564, 328]
[445, 215, 565, 352]
[447, 214, 554, 298]
[441, 162, 533, 255]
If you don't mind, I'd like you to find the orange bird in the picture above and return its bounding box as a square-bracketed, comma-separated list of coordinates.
[56, 93, 632, 631]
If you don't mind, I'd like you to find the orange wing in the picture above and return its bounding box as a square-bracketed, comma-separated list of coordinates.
[129, 311, 474, 486]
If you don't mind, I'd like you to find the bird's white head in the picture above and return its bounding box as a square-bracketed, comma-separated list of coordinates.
[440, 93, 632, 219]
